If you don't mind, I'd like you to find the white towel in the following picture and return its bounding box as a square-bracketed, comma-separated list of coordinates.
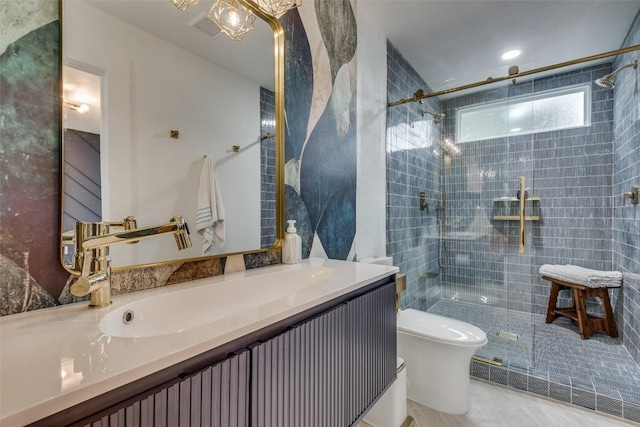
[539, 264, 622, 288]
[196, 155, 225, 253]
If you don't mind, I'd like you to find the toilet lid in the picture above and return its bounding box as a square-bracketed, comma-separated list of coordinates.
[397, 309, 487, 346]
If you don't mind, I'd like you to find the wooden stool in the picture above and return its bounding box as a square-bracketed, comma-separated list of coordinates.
[543, 276, 618, 340]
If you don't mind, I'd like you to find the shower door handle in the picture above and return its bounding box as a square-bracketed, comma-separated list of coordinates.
[519, 176, 525, 254]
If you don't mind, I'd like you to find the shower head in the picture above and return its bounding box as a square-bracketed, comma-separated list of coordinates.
[595, 60, 637, 89]
[422, 110, 446, 123]
[595, 74, 616, 89]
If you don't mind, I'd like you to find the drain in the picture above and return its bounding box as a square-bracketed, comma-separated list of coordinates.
[122, 310, 134, 325]
[498, 331, 519, 341]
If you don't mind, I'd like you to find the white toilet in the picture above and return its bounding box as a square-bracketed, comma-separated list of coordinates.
[397, 308, 487, 415]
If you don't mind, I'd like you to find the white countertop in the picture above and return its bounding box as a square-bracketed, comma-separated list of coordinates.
[0, 259, 397, 426]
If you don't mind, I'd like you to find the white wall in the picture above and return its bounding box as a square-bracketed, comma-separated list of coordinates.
[64, 1, 261, 267]
[355, 3, 388, 261]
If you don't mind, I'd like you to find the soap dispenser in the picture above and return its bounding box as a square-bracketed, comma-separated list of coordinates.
[282, 220, 302, 264]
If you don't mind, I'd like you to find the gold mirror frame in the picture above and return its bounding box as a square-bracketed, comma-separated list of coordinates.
[58, 0, 285, 274]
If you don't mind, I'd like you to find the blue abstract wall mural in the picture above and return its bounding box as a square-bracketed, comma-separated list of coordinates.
[282, 0, 358, 260]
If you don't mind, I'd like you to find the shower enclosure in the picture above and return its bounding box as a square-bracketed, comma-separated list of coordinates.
[386, 39, 640, 421]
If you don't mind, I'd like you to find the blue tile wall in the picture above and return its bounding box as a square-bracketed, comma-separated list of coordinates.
[613, 11, 640, 366]
[386, 41, 442, 311]
[260, 87, 277, 249]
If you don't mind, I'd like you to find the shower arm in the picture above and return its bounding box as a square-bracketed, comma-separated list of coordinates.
[388, 44, 640, 107]
[607, 60, 638, 79]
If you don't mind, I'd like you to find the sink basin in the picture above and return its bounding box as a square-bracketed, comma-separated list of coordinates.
[99, 266, 335, 338]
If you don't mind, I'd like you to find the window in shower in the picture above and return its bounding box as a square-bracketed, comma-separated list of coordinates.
[457, 84, 591, 143]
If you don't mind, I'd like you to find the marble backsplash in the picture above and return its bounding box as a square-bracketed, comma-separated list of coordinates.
[56, 250, 280, 309]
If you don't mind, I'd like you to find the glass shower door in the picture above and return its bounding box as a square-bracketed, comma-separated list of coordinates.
[436, 70, 537, 370]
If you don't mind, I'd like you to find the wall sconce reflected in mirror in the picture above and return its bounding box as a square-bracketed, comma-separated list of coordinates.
[64, 101, 90, 114]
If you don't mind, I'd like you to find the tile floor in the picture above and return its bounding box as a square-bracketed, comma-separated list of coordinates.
[360, 379, 639, 427]
[427, 299, 640, 421]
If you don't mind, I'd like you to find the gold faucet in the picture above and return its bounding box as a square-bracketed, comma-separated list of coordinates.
[69, 215, 191, 308]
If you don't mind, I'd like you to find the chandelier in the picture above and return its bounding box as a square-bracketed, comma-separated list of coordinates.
[208, 0, 256, 40]
[170, 0, 199, 11]
[170, 0, 300, 40]
[253, 0, 300, 18]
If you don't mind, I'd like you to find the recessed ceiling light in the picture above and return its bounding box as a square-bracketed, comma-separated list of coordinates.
[502, 50, 521, 60]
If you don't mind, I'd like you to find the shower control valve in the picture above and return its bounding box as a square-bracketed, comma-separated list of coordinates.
[420, 192, 429, 212]
[624, 186, 638, 205]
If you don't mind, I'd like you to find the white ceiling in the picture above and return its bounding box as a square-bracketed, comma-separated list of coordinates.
[65, 0, 276, 132]
[359, 0, 640, 96]
[70, 0, 640, 102]
[82, 0, 275, 89]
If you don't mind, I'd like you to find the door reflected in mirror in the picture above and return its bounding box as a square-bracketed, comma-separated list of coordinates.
[62, 65, 103, 266]
[61, 0, 280, 270]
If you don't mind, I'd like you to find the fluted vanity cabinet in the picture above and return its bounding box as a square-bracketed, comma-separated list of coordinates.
[28, 274, 397, 427]
[251, 281, 397, 427]
[75, 352, 251, 427]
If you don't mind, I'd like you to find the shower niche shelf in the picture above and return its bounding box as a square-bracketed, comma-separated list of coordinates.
[492, 196, 541, 221]
[493, 215, 540, 221]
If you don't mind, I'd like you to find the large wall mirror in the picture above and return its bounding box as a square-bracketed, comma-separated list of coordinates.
[60, 0, 284, 271]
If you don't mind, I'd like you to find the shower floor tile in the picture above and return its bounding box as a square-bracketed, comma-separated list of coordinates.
[427, 299, 640, 399]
